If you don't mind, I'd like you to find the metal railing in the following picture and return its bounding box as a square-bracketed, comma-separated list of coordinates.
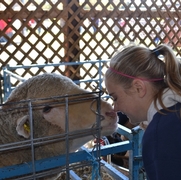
[0, 61, 146, 180]
[2, 60, 109, 102]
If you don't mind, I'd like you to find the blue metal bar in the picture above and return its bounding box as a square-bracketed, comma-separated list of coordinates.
[5, 60, 109, 70]
[129, 126, 144, 180]
[70, 170, 82, 180]
[101, 160, 129, 180]
[0, 123, 144, 180]
[3, 69, 26, 82]
[0, 150, 91, 179]
[28, 100, 36, 179]
[65, 97, 70, 179]
[117, 124, 133, 140]
[0, 141, 131, 179]
[98, 60, 102, 90]
[98, 141, 132, 156]
[2, 60, 109, 102]
[2, 66, 12, 101]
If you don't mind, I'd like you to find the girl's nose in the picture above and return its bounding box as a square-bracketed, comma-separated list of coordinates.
[113, 104, 119, 112]
[105, 111, 117, 118]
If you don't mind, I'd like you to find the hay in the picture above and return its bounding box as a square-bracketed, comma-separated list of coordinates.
[56, 165, 114, 180]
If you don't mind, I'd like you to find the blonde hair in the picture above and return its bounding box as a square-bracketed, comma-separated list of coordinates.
[105, 44, 181, 111]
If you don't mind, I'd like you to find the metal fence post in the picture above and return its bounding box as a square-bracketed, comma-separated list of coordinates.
[2, 65, 11, 101]
[129, 126, 146, 180]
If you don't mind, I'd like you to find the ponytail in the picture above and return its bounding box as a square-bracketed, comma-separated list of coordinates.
[155, 44, 181, 96]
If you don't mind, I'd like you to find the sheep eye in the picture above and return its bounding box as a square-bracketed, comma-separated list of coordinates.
[43, 105, 52, 113]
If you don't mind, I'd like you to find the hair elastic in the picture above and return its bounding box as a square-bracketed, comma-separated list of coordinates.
[151, 48, 162, 57]
[109, 67, 164, 82]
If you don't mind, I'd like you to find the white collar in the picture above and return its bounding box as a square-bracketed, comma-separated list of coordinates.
[147, 88, 181, 123]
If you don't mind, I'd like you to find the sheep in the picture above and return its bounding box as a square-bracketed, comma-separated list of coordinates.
[0, 73, 118, 178]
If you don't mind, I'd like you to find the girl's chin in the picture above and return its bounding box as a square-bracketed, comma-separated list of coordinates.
[129, 119, 141, 126]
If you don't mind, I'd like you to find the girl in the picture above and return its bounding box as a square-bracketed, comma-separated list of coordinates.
[104, 44, 181, 180]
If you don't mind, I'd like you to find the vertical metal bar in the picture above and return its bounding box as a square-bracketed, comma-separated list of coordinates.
[128, 133, 133, 180]
[98, 60, 102, 91]
[95, 92, 101, 179]
[2, 67, 7, 102]
[95, 60, 102, 179]
[130, 127, 144, 180]
[3, 65, 11, 102]
[28, 100, 36, 179]
[65, 97, 70, 180]
[97, 59, 104, 178]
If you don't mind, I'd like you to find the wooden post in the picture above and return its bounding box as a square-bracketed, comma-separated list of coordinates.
[64, 0, 80, 80]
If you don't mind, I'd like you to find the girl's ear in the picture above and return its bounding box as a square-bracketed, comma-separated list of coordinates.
[132, 79, 146, 98]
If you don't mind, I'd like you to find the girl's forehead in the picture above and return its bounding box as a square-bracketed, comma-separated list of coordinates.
[105, 80, 116, 89]
[106, 82, 124, 94]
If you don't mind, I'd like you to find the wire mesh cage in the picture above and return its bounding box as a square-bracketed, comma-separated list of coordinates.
[0, 91, 146, 180]
[0, 63, 145, 180]
[0, 91, 109, 179]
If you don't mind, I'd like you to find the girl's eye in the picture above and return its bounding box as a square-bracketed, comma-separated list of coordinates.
[110, 96, 117, 101]
[113, 98, 117, 102]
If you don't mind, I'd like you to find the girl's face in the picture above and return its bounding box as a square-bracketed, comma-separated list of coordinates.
[105, 78, 148, 124]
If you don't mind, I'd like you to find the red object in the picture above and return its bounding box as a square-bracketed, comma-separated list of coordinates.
[94, 138, 105, 146]
[28, 19, 36, 27]
[0, 19, 12, 33]
[119, 20, 125, 27]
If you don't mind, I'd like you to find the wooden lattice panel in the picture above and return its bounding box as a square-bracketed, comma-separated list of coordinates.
[0, 0, 181, 96]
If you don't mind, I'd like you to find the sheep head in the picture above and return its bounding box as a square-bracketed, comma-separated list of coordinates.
[2, 73, 118, 155]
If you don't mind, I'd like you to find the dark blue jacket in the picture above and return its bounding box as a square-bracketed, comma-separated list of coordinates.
[142, 103, 181, 180]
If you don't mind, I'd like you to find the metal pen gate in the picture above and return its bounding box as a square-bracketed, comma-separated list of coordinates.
[0, 61, 145, 180]
[2, 60, 108, 102]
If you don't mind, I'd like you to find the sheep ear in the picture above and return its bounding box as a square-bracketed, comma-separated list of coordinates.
[16, 115, 30, 138]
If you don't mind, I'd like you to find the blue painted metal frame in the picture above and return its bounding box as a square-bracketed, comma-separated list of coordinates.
[0, 125, 144, 179]
[1, 61, 145, 179]
[0, 126, 143, 180]
[117, 124, 145, 180]
[2, 60, 108, 102]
